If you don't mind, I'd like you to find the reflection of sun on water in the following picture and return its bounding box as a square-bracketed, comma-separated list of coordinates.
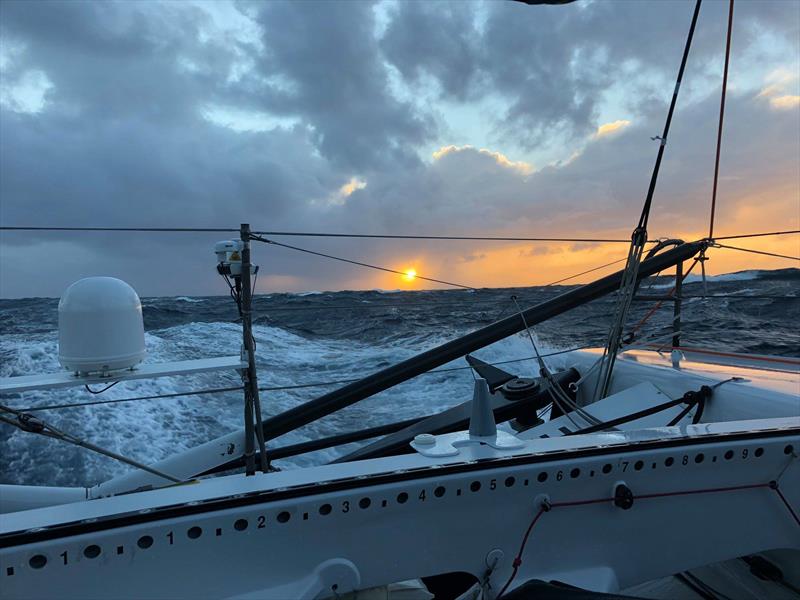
[403, 269, 417, 282]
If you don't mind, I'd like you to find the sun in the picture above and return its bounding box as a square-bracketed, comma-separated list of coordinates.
[403, 269, 417, 282]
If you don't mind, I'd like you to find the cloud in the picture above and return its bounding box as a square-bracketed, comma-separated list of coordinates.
[757, 67, 800, 110]
[433, 145, 533, 175]
[769, 95, 800, 110]
[0, 68, 53, 113]
[0, 0, 798, 296]
[595, 120, 631, 138]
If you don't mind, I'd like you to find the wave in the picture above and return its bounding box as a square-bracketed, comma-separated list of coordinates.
[1, 268, 796, 487]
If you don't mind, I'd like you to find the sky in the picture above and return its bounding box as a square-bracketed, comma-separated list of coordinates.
[0, 0, 798, 298]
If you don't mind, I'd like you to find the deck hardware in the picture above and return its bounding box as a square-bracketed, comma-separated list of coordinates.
[614, 483, 634, 510]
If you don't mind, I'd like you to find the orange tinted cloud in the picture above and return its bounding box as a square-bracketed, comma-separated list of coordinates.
[595, 119, 631, 138]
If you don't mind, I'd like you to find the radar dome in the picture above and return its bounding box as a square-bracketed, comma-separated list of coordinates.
[58, 277, 146, 374]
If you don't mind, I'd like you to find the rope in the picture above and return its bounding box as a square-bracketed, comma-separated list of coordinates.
[496, 480, 790, 598]
[708, 0, 734, 240]
[626, 256, 700, 340]
[250, 234, 475, 290]
[511, 296, 600, 427]
[0, 404, 182, 483]
[713, 243, 799, 261]
[10, 386, 245, 413]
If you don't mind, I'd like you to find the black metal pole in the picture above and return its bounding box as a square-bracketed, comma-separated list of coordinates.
[240, 223, 268, 474]
[252, 241, 706, 443]
[673, 261, 683, 348]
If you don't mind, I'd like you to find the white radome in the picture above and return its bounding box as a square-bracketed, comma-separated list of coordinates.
[58, 276, 146, 374]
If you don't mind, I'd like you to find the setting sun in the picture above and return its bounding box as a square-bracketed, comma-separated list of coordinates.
[403, 269, 417, 282]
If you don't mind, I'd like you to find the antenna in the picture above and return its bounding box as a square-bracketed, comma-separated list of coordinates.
[214, 224, 268, 474]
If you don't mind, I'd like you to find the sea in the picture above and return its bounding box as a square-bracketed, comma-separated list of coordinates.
[1, 268, 797, 487]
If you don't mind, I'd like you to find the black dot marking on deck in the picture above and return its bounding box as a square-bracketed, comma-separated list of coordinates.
[434, 486, 446, 498]
[570, 468, 580, 479]
[537, 472, 548, 483]
[234, 519, 248, 531]
[470, 481, 481, 492]
[216, 528, 222, 536]
[504, 476, 515, 488]
[602, 464, 612, 474]
[320, 504, 332, 515]
[634, 460, 644, 471]
[397, 492, 409, 504]
[665, 457, 674, 467]
[724, 450, 734, 460]
[359, 497, 372, 509]
[695, 453, 704, 464]
[116, 546, 124, 555]
[755, 447, 764, 457]
[786, 445, 795, 455]
[29, 555, 47, 569]
[187, 527, 202, 539]
[277, 511, 291, 523]
[83, 545, 101, 559]
[7, 567, 14, 576]
[137, 536, 153, 549]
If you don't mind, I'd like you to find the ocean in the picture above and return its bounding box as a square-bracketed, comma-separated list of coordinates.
[1, 268, 798, 487]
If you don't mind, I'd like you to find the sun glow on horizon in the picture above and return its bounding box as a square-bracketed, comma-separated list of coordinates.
[403, 268, 417, 282]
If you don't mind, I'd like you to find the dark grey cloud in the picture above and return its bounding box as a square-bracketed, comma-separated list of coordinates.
[380, 1, 480, 101]
[381, 0, 800, 147]
[239, 1, 435, 171]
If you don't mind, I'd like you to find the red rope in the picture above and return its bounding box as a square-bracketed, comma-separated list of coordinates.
[496, 507, 547, 598]
[773, 484, 800, 528]
[496, 481, 796, 598]
[628, 257, 699, 338]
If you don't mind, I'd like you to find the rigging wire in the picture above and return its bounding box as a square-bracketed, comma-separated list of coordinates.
[712, 243, 800, 261]
[252, 231, 650, 243]
[0, 403, 182, 483]
[626, 256, 700, 341]
[249, 293, 796, 314]
[0, 226, 238, 232]
[2, 225, 796, 243]
[9, 386, 246, 413]
[708, 0, 735, 240]
[5, 347, 598, 413]
[250, 234, 475, 290]
[511, 296, 600, 427]
[713, 230, 800, 240]
[594, 0, 703, 402]
[543, 256, 628, 286]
